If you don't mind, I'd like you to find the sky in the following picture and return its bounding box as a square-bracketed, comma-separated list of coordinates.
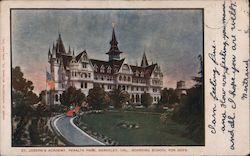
[12, 9, 203, 94]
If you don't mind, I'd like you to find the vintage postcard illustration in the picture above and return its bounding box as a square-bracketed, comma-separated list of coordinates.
[0, 0, 249, 156]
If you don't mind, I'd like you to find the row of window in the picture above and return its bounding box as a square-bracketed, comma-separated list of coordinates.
[94, 64, 112, 73]
[55, 93, 160, 103]
[80, 82, 88, 89]
[118, 75, 131, 82]
[135, 70, 144, 77]
[94, 75, 113, 81]
[132, 78, 146, 84]
[71, 71, 91, 79]
[152, 79, 162, 85]
[131, 94, 160, 103]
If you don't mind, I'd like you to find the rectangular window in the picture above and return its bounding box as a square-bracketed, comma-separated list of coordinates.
[85, 82, 87, 88]
[81, 82, 83, 88]
[82, 63, 87, 68]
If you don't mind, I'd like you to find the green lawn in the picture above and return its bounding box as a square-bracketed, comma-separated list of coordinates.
[79, 111, 196, 145]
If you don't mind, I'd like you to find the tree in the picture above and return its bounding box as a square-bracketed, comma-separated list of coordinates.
[38, 90, 46, 104]
[12, 66, 39, 146]
[160, 88, 179, 107]
[12, 66, 39, 117]
[171, 55, 204, 144]
[87, 85, 109, 109]
[109, 88, 130, 109]
[192, 54, 203, 88]
[60, 86, 85, 107]
[141, 92, 153, 108]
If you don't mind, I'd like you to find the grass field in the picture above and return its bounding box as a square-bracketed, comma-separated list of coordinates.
[79, 111, 197, 145]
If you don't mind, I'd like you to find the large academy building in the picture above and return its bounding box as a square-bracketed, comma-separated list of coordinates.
[48, 27, 163, 105]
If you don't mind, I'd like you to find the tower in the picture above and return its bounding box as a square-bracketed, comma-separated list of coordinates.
[106, 25, 123, 61]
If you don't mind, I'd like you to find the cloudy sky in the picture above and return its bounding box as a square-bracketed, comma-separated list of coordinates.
[12, 9, 203, 94]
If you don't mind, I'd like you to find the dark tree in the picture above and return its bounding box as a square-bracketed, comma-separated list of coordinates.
[38, 90, 46, 104]
[12, 66, 39, 117]
[60, 86, 86, 107]
[109, 88, 130, 109]
[160, 88, 179, 107]
[172, 55, 204, 144]
[192, 54, 203, 88]
[87, 85, 110, 109]
[141, 92, 153, 108]
[12, 67, 40, 146]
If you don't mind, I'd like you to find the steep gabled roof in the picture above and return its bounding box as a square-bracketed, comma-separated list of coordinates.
[145, 64, 157, 76]
[61, 54, 72, 69]
[90, 58, 124, 74]
[130, 63, 157, 78]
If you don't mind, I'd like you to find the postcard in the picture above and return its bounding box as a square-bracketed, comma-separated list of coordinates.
[0, 0, 249, 155]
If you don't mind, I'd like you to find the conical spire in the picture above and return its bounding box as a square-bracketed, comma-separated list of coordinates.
[56, 33, 66, 53]
[68, 46, 71, 55]
[106, 24, 123, 61]
[141, 52, 149, 67]
[109, 27, 119, 52]
[48, 47, 51, 59]
[52, 43, 56, 58]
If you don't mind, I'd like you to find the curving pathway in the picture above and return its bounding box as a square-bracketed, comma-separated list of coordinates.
[53, 115, 105, 146]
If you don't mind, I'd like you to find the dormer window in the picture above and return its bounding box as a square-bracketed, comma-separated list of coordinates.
[100, 65, 105, 73]
[94, 64, 98, 72]
[135, 70, 139, 76]
[83, 55, 87, 61]
[141, 71, 144, 77]
[107, 66, 112, 73]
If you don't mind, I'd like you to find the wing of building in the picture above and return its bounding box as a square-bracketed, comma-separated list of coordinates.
[48, 27, 163, 105]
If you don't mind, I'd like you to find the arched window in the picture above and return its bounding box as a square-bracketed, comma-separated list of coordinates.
[128, 77, 131, 81]
[141, 71, 144, 77]
[107, 66, 112, 73]
[132, 95, 135, 103]
[94, 64, 98, 72]
[83, 55, 87, 61]
[119, 76, 122, 81]
[55, 94, 59, 102]
[100, 65, 105, 73]
[135, 70, 139, 76]
[123, 76, 126, 81]
[84, 73, 87, 78]
[136, 94, 140, 103]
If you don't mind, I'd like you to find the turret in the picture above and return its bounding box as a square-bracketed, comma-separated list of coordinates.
[48, 47, 51, 60]
[52, 43, 56, 58]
